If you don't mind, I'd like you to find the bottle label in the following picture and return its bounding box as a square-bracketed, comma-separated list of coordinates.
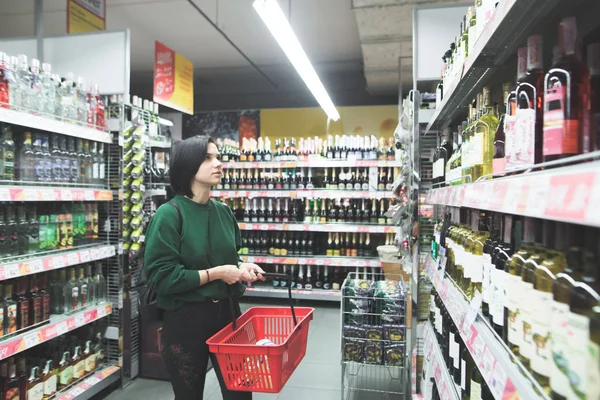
[481, 255, 491, 303]
[5, 387, 19, 400]
[32, 297, 42, 324]
[511, 108, 536, 168]
[470, 380, 482, 400]
[460, 359, 466, 391]
[506, 274, 523, 347]
[72, 287, 79, 310]
[490, 269, 506, 326]
[470, 254, 483, 283]
[530, 290, 552, 376]
[550, 300, 571, 396]
[470, 132, 484, 165]
[563, 312, 591, 399]
[19, 300, 29, 328]
[589, 342, 600, 400]
[73, 360, 85, 379]
[43, 374, 57, 395]
[543, 86, 579, 156]
[59, 365, 73, 385]
[519, 281, 535, 360]
[99, 162, 105, 179]
[27, 382, 43, 400]
[6, 303, 16, 333]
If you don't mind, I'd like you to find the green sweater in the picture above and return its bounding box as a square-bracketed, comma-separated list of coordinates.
[143, 195, 245, 310]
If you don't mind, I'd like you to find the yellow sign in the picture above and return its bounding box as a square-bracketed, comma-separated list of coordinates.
[153, 41, 194, 115]
[67, 0, 106, 34]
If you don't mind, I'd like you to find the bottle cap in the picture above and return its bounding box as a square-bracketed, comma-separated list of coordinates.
[527, 35, 543, 70]
[31, 58, 40, 69]
[18, 54, 28, 66]
[517, 47, 527, 79]
[42, 62, 51, 73]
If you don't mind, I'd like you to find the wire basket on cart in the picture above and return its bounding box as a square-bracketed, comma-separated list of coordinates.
[341, 272, 408, 400]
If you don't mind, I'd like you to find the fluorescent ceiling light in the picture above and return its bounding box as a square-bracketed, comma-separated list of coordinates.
[253, 0, 340, 121]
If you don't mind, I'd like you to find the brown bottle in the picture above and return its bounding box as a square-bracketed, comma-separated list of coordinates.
[14, 280, 30, 330]
[3, 362, 20, 400]
[38, 274, 50, 322]
[4, 284, 17, 334]
[543, 17, 592, 161]
[27, 275, 42, 326]
[27, 366, 43, 400]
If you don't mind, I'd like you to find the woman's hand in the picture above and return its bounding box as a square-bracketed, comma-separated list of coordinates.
[239, 263, 266, 282]
[211, 265, 247, 285]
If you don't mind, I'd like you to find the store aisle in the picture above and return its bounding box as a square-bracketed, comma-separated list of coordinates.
[104, 301, 344, 400]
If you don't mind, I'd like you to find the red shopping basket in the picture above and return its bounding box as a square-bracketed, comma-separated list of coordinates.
[207, 273, 314, 393]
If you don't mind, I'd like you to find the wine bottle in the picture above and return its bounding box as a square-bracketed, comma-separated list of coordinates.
[323, 168, 330, 189]
[378, 200, 386, 225]
[320, 199, 327, 223]
[326, 233, 333, 257]
[303, 199, 312, 223]
[333, 233, 341, 257]
[296, 265, 305, 290]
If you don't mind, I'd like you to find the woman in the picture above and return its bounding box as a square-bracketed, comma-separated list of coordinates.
[144, 135, 264, 399]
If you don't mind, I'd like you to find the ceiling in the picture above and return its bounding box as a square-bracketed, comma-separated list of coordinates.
[0, 0, 461, 109]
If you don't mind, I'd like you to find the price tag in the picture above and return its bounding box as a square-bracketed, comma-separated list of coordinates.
[30, 259, 44, 274]
[52, 256, 66, 268]
[84, 190, 95, 201]
[24, 333, 40, 349]
[461, 290, 482, 333]
[23, 188, 39, 200]
[97, 306, 108, 319]
[74, 314, 86, 328]
[479, 345, 496, 380]
[69, 387, 86, 397]
[107, 246, 116, 257]
[80, 250, 91, 262]
[67, 252, 79, 266]
[59, 189, 73, 201]
[56, 321, 69, 336]
[4, 264, 19, 279]
[86, 376, 101, 386]
[0, 188, 9, 201]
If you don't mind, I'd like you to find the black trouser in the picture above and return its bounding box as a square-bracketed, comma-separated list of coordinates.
[160, 299, 252, 400]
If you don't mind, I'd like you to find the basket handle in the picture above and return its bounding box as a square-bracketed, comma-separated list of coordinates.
[229, 272, 297, 332]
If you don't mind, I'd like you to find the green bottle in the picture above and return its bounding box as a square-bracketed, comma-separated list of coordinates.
[38, 215, 48, 252]
[0, 124, 15, 180]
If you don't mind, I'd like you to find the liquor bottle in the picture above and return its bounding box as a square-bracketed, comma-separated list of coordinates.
[563, 231, 599, 400]
[5, 205, 18, 256]
[305, 267, 313, 291]
[28, 275, 42, 326]
[18, 132, 35, 182]
[493, 83, 512, 173]
[94, 331, 106, 368]
[511, 35, 544, 170]
[0, 124, 15, 181]
[306, 168, 314, 189]
[27, 366, 43, 400]
[72, 346, 85, 379]
[332, 268, 341, 290]
[333, 233, 341, 257]
[4, 284, 17, 334]
[14, 280, 30, 330]
[3, 362, 20, 400]
[326, 233, 333, 257]
[67, 137, 79, 183]
[64, 268, 79, 313]
[549, 227, 586, 399]
[57, 351, 73, 390]
[472, 87, 499, 181]
[543, 17, 592, 161]
[42, 360, 57, 399]
[77, 266, 89, 308]
[84, 340, 96, 373]
[296, 266, 304, 290]
[590, 43, 600, 151]
[322, 267, 331, 290]
[39, 273, 50, 321]
[378, 200, 386, 225]
[330, 168, 339, 189]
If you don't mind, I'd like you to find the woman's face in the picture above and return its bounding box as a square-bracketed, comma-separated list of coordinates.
[193, 142, 222, 187]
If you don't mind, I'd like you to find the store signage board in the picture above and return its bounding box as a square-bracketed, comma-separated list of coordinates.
[67, 0, 106, 34]
[153, 41, 194, 115]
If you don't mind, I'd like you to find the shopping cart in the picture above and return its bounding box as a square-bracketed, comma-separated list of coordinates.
[207, 273, 314, 393]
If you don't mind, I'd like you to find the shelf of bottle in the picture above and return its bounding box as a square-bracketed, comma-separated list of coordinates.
[422, 321, 461, 400]
[425, 0, 555, 134]
[0, 107, 112, 144]
[221, 159, 402, 169]
[55, 365, 121, 400]
[0, 185, 113, 202]
[425, 158, 600, 228]
[0, 302, 112, 362]
[240, 255, 381, 268]
[244, 286, 341, 301]
[423, 255, 545, 400]
[212, 190, 395, 199]
[149, 138, 172, 148]
[238, 223, 396, 234]
[0, 244, 115, 282]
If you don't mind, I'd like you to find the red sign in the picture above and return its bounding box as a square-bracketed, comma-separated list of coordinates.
[153, 41, 194, 115]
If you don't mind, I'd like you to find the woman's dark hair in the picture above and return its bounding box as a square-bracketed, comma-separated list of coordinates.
[170, 135, 216, 197]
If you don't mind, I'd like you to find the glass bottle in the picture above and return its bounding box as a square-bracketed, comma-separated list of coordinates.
[64, 268, 79, 313]
[32, 133, 45, 182]
[67, 137, 79, 183]
[72, 346, 85, 380]
[0, 124, 15, 181]
[14, 279, 30, 330]
[84, 340, 96, 373]
[39, 273, 50, 321]
[543, 17, 592, 161]
[77, 266, 88, 309]
[94, 263, 106, 304]
[4, 283, 17, 334]
[57, 351, 73, 390]
[50, 270, 65, 315]
[40, 63, 55, 117]
[17, 131, 35, 182]
[41, 135, 52, 182]
[513, 35, 544, 170]
[590, 43, 600, 151]
[4, 362, 20, 400]
[27, 275, 43, 326]
[42, 360, 57, 399]
[472, 87, 499, 181]
[49, 134, 63, 182]
[27, 366, 43, 400]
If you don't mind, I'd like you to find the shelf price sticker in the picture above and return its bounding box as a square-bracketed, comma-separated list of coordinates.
[4, 264, 20, 280]
[67, 252, 79, 266]
[74, 313, 87, 328]
[56, 321, 69, 336]
[86, 376, 101, 386]
[545, 172, 595, 222]
[461, 290, 482, 334]
[24, 332, 41, 349]
[97, 305, 108, 319]
[80, 250, 91, 263]
[29, 259, 44, 274]
[69, 387, 86, 397]
[0, 188, 9, 201]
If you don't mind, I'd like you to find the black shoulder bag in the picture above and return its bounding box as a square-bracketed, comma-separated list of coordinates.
[138, 201, 183, 322]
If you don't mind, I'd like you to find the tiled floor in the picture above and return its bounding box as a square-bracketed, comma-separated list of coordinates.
[104, 300, 405, 400]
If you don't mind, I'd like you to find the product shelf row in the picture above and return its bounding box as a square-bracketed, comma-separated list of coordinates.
[212, 190, 395, 199]
[237, 222, 396, 233]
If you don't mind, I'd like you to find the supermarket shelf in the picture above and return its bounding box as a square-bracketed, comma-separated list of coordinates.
[55, 365, 121, 400]
[0, 303, 112, 362]
[149, 138, 172, 148]
[244, 286, 341, 301]
[422, 321, 460, 400]
[0, 244, 116, 281]
[143, 188, 167, 198]
[0, 185, 113, 202]
[424, 255, 545, 400]
[238, 222, 396, 233]
[425, 159, 600, 228]
[241, 255, 381, 267]
[425, 0, 559, 134]
[221, 160, 402, 169]
[0, 107, 112, 144]
[212, 190, 394, 199]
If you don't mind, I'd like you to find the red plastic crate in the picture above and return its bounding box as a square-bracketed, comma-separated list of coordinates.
[206, 307, 314, 393]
